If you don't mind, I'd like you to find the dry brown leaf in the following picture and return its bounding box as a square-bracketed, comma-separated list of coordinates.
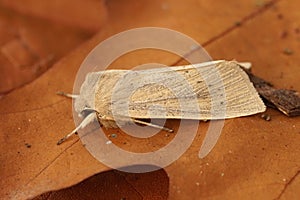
[0, 0, 107, 32]
[0, 4, 94, 93]
[1, 0, 300, 199]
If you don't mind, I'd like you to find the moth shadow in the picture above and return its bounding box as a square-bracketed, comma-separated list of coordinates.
[31, 165, 169, 200]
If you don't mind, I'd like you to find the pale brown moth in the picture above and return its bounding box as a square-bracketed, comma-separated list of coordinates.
[57, 60, 266, 145]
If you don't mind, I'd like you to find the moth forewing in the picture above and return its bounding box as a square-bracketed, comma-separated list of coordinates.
[92, 61, 265, 122]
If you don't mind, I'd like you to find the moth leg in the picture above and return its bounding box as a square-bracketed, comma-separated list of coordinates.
[57, 113, 96, 145]
[56, 91, 79, 99]
[133, 119, 174, 133]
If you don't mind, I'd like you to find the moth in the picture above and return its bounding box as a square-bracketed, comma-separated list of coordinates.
[57, 60, 266, 145]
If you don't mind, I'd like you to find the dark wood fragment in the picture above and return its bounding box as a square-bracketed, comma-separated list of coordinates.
[243, 69, 300, 117]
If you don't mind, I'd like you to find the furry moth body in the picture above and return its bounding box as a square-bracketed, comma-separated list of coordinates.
[57, 60, 266, 144]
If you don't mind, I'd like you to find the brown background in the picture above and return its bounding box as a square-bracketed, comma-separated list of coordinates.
[0, 0, 299, 199]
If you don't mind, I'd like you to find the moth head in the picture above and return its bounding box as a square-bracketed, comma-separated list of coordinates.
[74, 72, 101, 116]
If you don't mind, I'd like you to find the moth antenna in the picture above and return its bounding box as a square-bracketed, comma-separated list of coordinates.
[56, 91, 79, 99]
[57, 113, 96, 145]
[133, 119, 174, 133]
